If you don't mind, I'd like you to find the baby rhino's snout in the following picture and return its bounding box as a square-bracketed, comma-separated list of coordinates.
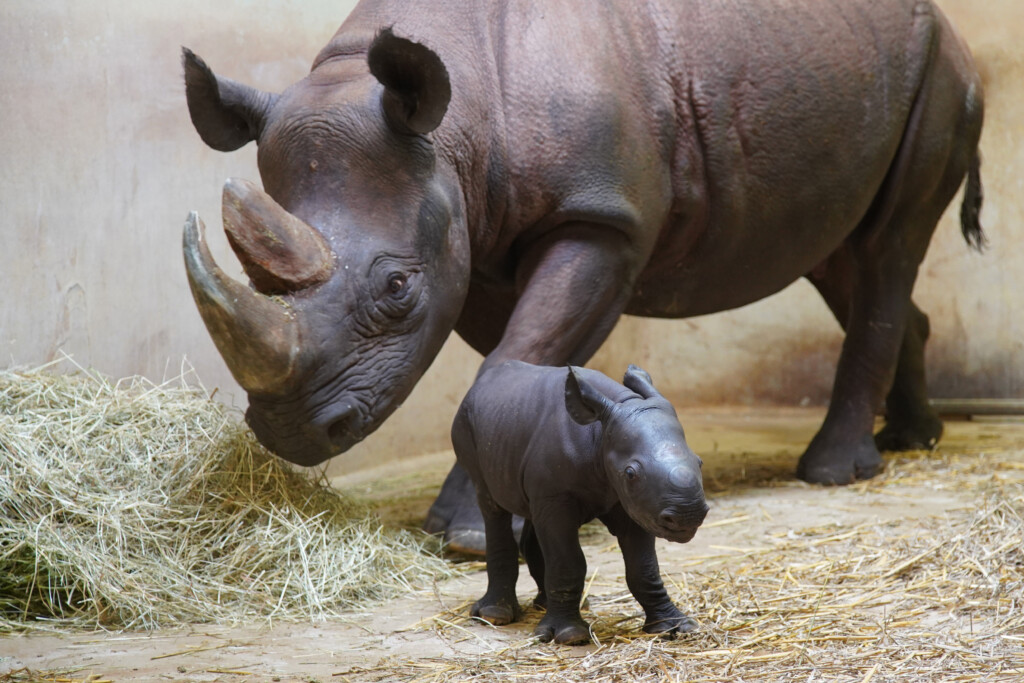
[659, 501, 710, 532]
[654, 464, 708, 541]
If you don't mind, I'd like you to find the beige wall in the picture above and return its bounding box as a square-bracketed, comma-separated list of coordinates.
[1, 0, 1019, 477]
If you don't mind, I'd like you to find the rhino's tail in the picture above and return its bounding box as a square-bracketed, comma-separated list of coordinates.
[960, 152, 985, 251]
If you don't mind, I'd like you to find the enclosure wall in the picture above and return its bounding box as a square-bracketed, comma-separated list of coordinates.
[1, 0, 1019, 475]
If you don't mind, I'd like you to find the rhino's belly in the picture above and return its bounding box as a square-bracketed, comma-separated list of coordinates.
[625, 207, 862, 319]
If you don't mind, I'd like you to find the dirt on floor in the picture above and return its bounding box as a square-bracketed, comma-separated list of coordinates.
[2, 408, 1023, 682]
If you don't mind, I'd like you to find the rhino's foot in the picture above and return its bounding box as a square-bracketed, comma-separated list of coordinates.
[797, 432, 882, 485]
[534, 613, 591, 645]
[875, 411, 943, 452]
[643, 606, 698, 636]
[471, 596, 520, 626]
[424, 463, 488, 555]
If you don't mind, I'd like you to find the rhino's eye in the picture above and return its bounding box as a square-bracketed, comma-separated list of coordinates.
[370, 258, 421, 320]
[625, 466, 637, 481]
[388, 273, 407, 295]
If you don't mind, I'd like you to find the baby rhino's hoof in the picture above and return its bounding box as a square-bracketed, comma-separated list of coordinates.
[534, 614, 591, 645]
[471, 598, 519, 626]
[643, 608, 698, 636]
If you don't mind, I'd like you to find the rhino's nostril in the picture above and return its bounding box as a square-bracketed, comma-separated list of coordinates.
[327, 408, 361, 447]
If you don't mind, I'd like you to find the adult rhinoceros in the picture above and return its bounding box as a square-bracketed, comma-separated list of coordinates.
[182, 0, 983, 552]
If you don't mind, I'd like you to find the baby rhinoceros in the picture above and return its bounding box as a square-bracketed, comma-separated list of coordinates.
[453, 361, 709, 645]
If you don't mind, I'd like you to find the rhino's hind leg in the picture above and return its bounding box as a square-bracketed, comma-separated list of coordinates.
[806, 266, 942, 477]
[801, 245, 894, 483]
[799, 16, 983, 485]
[470, 493, 522, 626]
[801, 214, 964, 484]
[530, 506, 591, 645]
[874, 303, 944, 452]
[518, 519, 547, 609]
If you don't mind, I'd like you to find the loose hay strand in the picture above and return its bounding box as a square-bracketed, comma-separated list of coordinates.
[0, 363, 452, 632]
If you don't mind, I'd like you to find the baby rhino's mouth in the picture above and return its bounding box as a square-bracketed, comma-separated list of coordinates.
[656, 525, 699, 544]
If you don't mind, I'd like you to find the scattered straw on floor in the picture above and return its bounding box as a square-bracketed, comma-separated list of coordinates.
[0, 363, 453, 633]
[375, 448, 1024, 682]
[0, 668, 107, 683]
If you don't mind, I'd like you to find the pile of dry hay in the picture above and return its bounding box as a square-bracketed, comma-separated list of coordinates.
[374, 450, 1024, 682]
[0, 363, 452, 632]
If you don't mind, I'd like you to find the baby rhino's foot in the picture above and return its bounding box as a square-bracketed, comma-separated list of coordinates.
[643, 606, 698, 636]
[471, 596, 520, 626]
[534, 613, 591, 645]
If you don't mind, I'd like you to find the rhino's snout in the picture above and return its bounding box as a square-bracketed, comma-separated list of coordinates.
[245, 400, 366, 467]
[654, 501, 708, 544]
[659, 501, 710, 532]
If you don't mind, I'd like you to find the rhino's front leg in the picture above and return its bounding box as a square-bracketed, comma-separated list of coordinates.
[482, 224, 643, 370]
[600, 505, 697, 635]
[530, 499, 592, 645]
[430, 226, 645, 554]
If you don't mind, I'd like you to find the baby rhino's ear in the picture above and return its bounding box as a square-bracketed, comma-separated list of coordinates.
[565, 366, 615, 425]
[623, 364, 659, 399]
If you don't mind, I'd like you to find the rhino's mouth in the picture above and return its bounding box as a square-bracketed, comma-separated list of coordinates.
[242, 394, 372, 467]
[654, 525, 700, 544]
[637, 500, 708, 544]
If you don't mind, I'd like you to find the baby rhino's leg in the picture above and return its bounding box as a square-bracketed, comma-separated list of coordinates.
[600, 506, 697, 635]
[531, 503, 591, 645]
[471, 489, 521, 625]
[518, 519, 547, 608]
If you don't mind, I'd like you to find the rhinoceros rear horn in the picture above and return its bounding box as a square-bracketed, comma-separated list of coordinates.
[222, 178, 335, 295]
[183, 212, 301, 395]
[368, 28, 451, 136]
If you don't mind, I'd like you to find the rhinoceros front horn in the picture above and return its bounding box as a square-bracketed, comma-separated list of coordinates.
[221, 178, 335, 295]
[183, 211, 301, 395]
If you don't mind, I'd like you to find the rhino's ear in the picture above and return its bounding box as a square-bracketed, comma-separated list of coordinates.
[182, 47, 278, 152]
[368, 28, 451, 136]
[565, 366, 616, 426]
[623, 364, 660, 400]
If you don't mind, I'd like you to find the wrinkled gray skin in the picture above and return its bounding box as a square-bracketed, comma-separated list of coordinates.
[453, 362, 708, 645]
[182, 0, 984, 554]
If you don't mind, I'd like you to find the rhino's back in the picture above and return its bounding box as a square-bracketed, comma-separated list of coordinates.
[423, 0, 939, 315]
[488, 0, 935, 308]
[627, 0, 937, 315]
[335, 0, 968, 315]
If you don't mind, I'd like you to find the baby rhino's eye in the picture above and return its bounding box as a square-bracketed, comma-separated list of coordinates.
[388, 273, 407, 295]
[625, 466, 637, 481]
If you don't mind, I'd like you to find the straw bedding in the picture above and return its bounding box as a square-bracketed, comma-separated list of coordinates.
[375, 449, 1024, 682]
[0, 364, 452, 633]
